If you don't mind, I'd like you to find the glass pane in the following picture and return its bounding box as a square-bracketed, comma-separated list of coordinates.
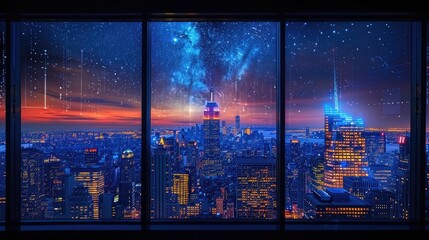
[20, 22, 142, 220]
[150, 22, 278, 219]
[0, 22, 5, 222]
[285, 22, 411, 220]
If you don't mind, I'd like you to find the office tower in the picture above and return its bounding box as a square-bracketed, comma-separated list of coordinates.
[236, 157, 276, 219]
[343, 176, 380, 200]
[70, 183, 94, 220]
[73, 165, 104, 219]
[201, 90, 222, 178]
[323, 51, 368, 188]
[151, 144, 170, 218]
[395, 136, 410, 219]
[305, 127, 310, 138]
[172, 173, 189, 205]
[119, 149, 135, 210]
[304, 188, 370, 219]
[364, 131, 386, 165]
[21, 148, 45, 219]
[43, 156, 62, 197]
[235, 115, 240, 133]
[84, 148, 99, 166]
[99, 193, 114, 220]
[368, 164, 392, 189]
[367, 189, 395, 219]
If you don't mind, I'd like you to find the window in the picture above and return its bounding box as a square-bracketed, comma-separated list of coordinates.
[285, 22, 411, 220]
[0, 22, 5, 222]
[150, 22, 278, 219]
[20, 22, 142, 220]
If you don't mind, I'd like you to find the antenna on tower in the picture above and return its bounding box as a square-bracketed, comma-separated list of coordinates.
[210, 88, 214, 102]
[333, 48, 339, 111]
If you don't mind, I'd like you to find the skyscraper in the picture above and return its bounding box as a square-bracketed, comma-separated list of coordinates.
[323, 50, 368, 188]
[119, 149, 136, 210]
[43, 155, 62, 197]
[151, 144, 169, 219]
[22, 148, 45, 219]
[201, 90, 222, 178]
[364, 131, 386, 165]
[235, 115, 240, 133]
[236, 157, 276, 219]
[395, 136, 410, 219]
[84, 148, 99, 166]
[73, 165, 104, 219]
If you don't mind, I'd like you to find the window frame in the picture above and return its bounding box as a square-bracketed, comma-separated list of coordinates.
[0, 10, 426, 236]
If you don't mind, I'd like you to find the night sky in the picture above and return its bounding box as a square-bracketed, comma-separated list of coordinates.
[286, 22, 411, 129]
[20, 22, 142, 130]
[151, 22, 278, 128]
[11, 21, 414, 130]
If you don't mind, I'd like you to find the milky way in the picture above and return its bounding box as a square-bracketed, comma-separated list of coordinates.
[151, 22, 278, 127]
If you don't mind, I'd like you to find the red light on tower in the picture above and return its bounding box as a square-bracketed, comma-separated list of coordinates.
[398, 136, 406, 144]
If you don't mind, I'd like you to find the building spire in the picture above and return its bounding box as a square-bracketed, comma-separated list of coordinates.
[333, 48, 339, 111]
[210, 89, 214, 102]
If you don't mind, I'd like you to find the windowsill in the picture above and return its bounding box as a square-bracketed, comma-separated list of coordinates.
[21, 224, 141, 231]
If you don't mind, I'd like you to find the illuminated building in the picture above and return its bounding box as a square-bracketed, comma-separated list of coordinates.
[69, 183, 94, 220]
[323, 50, 368, 189]
[119, 149, 136, 210]
[243, 127, 251, 135]
[0, 195, 5, 219]
[73, 164, 105, 219]
[395, 136, 410, 219]
[343, 176, 380, 200]
[304, 188, 370, 219]
[172, 173, 189, 205]
[236, 157, 276, 219]
[364, 131, 386, 165]
[201, 90, 222, 178]
[366, 189, 395, 219]
[21, 148, 45, 219]
[323, 107, 368, 188]
[84, 148, 99, 166]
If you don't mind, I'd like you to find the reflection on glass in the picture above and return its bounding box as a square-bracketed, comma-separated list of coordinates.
[0, 22, 5, 221]
[150, 22, 278, 219]
[20, 22, 142, 220]
[285, 22, 411, 220]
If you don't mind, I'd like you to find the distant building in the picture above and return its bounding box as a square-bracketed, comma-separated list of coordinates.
[364, 131, 386, 165]
[395, 136, 410, 219]
[304, 188, 370, 219]
[70, 183, 94, 220]
[22, 148, 45, 219]
[73, 165, 104, 219]
[84, 148, 99, 166]
[366, 189, 395, 219]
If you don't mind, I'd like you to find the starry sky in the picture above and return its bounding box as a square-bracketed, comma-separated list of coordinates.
[286, 22, 411, 129]
[4, 21, 415, 130]
[20, 22, 142, 130]
[151, 22, 278, 128]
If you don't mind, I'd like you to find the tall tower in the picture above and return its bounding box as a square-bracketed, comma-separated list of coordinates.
[323, 50, 368, 189]
[201, 89, 222, 178]
[21, 148, 45, 219]
[73, 165, 104, 219]
[235, 115, 241, 133]
[119, 149, 136, 210]
[395, 136, 410, 219]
